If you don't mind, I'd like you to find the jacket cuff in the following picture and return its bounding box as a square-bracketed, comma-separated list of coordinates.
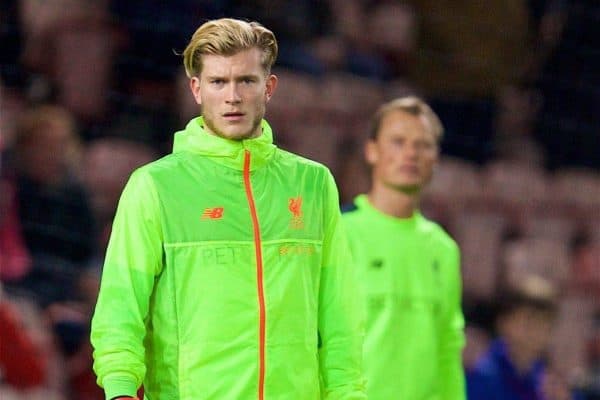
[102, 375, 138, 400]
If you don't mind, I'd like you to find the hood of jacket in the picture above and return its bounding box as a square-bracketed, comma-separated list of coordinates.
[172, 116, 277, 171]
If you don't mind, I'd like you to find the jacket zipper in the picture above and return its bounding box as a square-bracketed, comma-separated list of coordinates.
[243, 150, 266, 400]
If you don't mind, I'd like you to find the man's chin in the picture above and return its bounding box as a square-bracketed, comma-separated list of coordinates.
[216, 128, 256, 140]
[224, 132, 252, 140]
[220, 122, 263, 140]
[388, 181, 423, 195]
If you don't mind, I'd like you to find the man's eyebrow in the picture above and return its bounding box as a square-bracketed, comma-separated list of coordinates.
[204, 74, 261, 81]
[237, 74, 260, 80]
[205, 75, 227, 80]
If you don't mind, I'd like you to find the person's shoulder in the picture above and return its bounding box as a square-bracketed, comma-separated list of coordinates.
[273, 148, 336, 188]
[142, 152, 185, 172]
[128, 152, 192, 185]
[467, 348, 502, 382]
[275, 148, 329, 172]
[124, 153, 179, 186]
[418, 215, 458, 250]
[465, 342, 507, 399]
[340, 198, 368, 227]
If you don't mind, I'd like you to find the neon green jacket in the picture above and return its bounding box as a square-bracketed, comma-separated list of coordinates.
[342, 195, 466, 400]
[91, 117, 366, 400]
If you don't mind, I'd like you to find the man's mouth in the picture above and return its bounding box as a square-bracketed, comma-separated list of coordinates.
[223, 112, 245, 123]
[399, 165, 419, 174]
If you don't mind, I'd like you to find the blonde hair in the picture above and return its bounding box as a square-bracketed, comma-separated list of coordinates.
[183, 18, 278, 78]
[369, 96, 444, 142]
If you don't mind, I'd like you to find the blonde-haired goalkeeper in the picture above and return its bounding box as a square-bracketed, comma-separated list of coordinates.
[91, 18, 366, 400]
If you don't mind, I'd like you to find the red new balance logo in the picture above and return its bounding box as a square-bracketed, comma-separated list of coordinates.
[201, 207, 224, 219]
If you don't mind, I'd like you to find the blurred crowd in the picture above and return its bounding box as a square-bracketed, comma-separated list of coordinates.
[0, 0, 599, 399]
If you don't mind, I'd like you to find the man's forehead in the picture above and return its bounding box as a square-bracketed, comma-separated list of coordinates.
[202, 49, 262, 68]
[379, 110, 433, 138]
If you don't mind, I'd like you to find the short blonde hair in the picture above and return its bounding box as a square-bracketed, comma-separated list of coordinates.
[183, 18, 278, 78]
[369, 96, 444, 142]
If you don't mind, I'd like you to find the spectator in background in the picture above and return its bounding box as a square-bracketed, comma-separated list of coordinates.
[1, 120, 31, 282]
[0, 286, 48, 391]
[467, 276, 576, 400]
[534, 1, 600, 170]
[2, 104, 102, 399]
[404, 0, 535, 163]
[7, 104, 95, 307]
[320, 0, 393, 80]
[582, 311, 600, 398]
[0, 0, 27, 89]
[230, 0, 334, 75]
[342, 97, 465, 399]
[0, 179, 31, 282]
[83, 137, 158, 263]
[0, 289, 69, 400]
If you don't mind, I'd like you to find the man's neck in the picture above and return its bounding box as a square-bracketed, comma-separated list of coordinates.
[367, 183, 420, 219]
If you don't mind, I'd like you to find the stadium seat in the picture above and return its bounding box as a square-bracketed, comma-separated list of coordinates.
[265, 68, 319, 142]
[549, 295, 595, 382]
[570, 242, 600, 297]
[422, 156, 484, 225]
[502, 238, 571, 290]
[52, 18, 116, 121]
[522, 213, 578, 243]
[451, 210, 508, 299]
[481, 160, 548, 214]
[552, 168, 600, 215]
[279, 115, 346, 175]
[175, 69, 199, 124]
[315, 73, 385, 118]
[337, 145, 370, 204]
[424, 156, 483, 206]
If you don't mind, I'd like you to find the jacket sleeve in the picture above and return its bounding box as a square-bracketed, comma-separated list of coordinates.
[90, 169, 163, 400]
[318, 170, 367, 400]
[438, 240, 467, 399]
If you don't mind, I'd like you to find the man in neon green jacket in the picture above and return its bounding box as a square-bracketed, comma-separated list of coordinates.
[90, 18, 366, 400]
[342, 97, 466, 399]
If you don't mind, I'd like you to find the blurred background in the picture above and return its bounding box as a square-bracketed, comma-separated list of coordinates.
[0, 0, 598, 399]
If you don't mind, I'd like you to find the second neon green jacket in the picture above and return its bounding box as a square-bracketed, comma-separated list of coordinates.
[91, 117, 366, 400]
[342, 195, 466, 400]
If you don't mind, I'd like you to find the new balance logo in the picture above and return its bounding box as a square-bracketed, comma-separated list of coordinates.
[201, 207, 224, 219]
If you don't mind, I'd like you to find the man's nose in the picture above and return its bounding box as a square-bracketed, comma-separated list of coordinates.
[225, 83, 242, 103]
[404, 142, 419, 158]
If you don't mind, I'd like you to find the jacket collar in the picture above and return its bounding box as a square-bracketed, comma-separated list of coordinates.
[172, 116, 276, 171]
[354, 194, 421, 229]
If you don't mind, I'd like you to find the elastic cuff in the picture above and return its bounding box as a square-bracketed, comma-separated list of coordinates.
[102, 375, 139, 400]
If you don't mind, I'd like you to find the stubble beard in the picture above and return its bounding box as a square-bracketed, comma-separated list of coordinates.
[203, 112, 264, 141]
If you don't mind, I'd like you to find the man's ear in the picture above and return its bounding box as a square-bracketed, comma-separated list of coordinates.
[364, 139, 378, 166]
[265, 74, 278, 102]
[190, 77, 202, 105]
